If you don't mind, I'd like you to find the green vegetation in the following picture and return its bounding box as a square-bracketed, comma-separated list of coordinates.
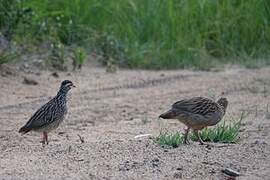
[72, 47, 87, 70]
[190, 120, 241, 143]
[155, 130, 183, 148]
[1, 0, 270, 69]
[141, 116, 151, 124]
[48, 41, 66, 71]
[0, 49, 18, 65]
[155, 115, 244, 148]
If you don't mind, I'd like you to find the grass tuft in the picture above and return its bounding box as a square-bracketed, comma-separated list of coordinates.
[155, 113, 245, 148]
[190, 120, 242, 143]
[48, 41, 66, 71]
[0, 50, 18, 65]
[155, 130, 183, 148]
[72, 47, 87, 71]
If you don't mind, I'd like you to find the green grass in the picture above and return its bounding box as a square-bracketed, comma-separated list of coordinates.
[0, 43, 19, 65]
[48, 40, 66, 71]
[155, 114, 245, 148]
[1, 0, 270, 69]
[155, 130, 183, 148]
[141, 116, 151, 124]
[0, 50, 17, 65]
[190, 120, 241, 143]
[72, 47, 87, 70]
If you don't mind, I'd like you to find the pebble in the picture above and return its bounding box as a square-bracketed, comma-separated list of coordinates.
[222, 168, 240, 177]
[23, 77, 38, 85]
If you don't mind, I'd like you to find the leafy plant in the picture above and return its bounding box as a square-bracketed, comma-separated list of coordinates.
[97, 32, 126, 67]
[0, 42, 18, 65]
[190, 120, 242, 143]
[105, 57, 117, 73]
[72, 47, 86, 70]
[0, 50, 17, 64]
[49, 41, 66, 71]
[155, 130, 183, 148]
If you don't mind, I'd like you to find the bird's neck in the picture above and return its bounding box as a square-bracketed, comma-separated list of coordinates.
[56, 89, 68, 102]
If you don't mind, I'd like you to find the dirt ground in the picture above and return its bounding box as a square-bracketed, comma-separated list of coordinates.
[0, 64, 270, 180]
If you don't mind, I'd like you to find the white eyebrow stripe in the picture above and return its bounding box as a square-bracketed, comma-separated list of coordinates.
[64, 83, 72, 86]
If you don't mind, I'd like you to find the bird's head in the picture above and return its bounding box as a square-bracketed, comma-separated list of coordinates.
[217, 97, 228, 111]
[59, 80, 75, 93]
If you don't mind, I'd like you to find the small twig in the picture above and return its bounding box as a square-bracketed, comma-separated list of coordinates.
[255, 105, 258, 117]
[68, 145, 72, 153]
[212, 144, 234, 148]
[77, 134, 85, 143]
[134, 134, 152, 139]
[263, 82, 267, 98]
[266, 103, 270, 119]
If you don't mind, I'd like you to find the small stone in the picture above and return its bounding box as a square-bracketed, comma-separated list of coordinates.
[23, 77, 38, 85]
[222, 168, 240, 177]
[173, 172, 183, 178]
[151, 158, 160, 167]
[209, 169, 216, 174]
[205, 144, 212, 150]
[51, 72, 59, 78]
[253, 140, 267, 145]
[160, 73, 165, 77]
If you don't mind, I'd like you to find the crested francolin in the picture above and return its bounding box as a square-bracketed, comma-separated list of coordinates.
[19, 80, 75, 145]
[159, 97, 228, 145]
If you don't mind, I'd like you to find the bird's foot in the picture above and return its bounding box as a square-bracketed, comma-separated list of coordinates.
[40, 140, 46, 147]
[199, 141, 205, 145]
[40, 140, 48, 146]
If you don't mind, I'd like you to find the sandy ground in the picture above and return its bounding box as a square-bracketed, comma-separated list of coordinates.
[0, 65, 270, 180]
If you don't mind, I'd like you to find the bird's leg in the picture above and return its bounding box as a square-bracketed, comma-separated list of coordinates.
[41, 132, 45, 145]
[183, 127, 190, 144]
[44, 132, 48, 144]
[194, 130, 204, 145]
[41, 132, 49, 145]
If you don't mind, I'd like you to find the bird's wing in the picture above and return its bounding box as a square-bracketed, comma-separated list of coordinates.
[23, 99, 57, 130]
[172, 97, 218, 115]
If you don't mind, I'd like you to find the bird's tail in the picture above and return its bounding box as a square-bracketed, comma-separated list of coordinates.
[159, 109, 177, 119]
[19, 126, 31, 134]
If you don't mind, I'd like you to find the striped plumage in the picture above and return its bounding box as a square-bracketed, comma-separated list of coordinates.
[159, 97, 228, 145]
[19, 80, 75, 145]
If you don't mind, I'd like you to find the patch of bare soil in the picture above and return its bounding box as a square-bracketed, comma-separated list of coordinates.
[0, 65, 270, 179]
